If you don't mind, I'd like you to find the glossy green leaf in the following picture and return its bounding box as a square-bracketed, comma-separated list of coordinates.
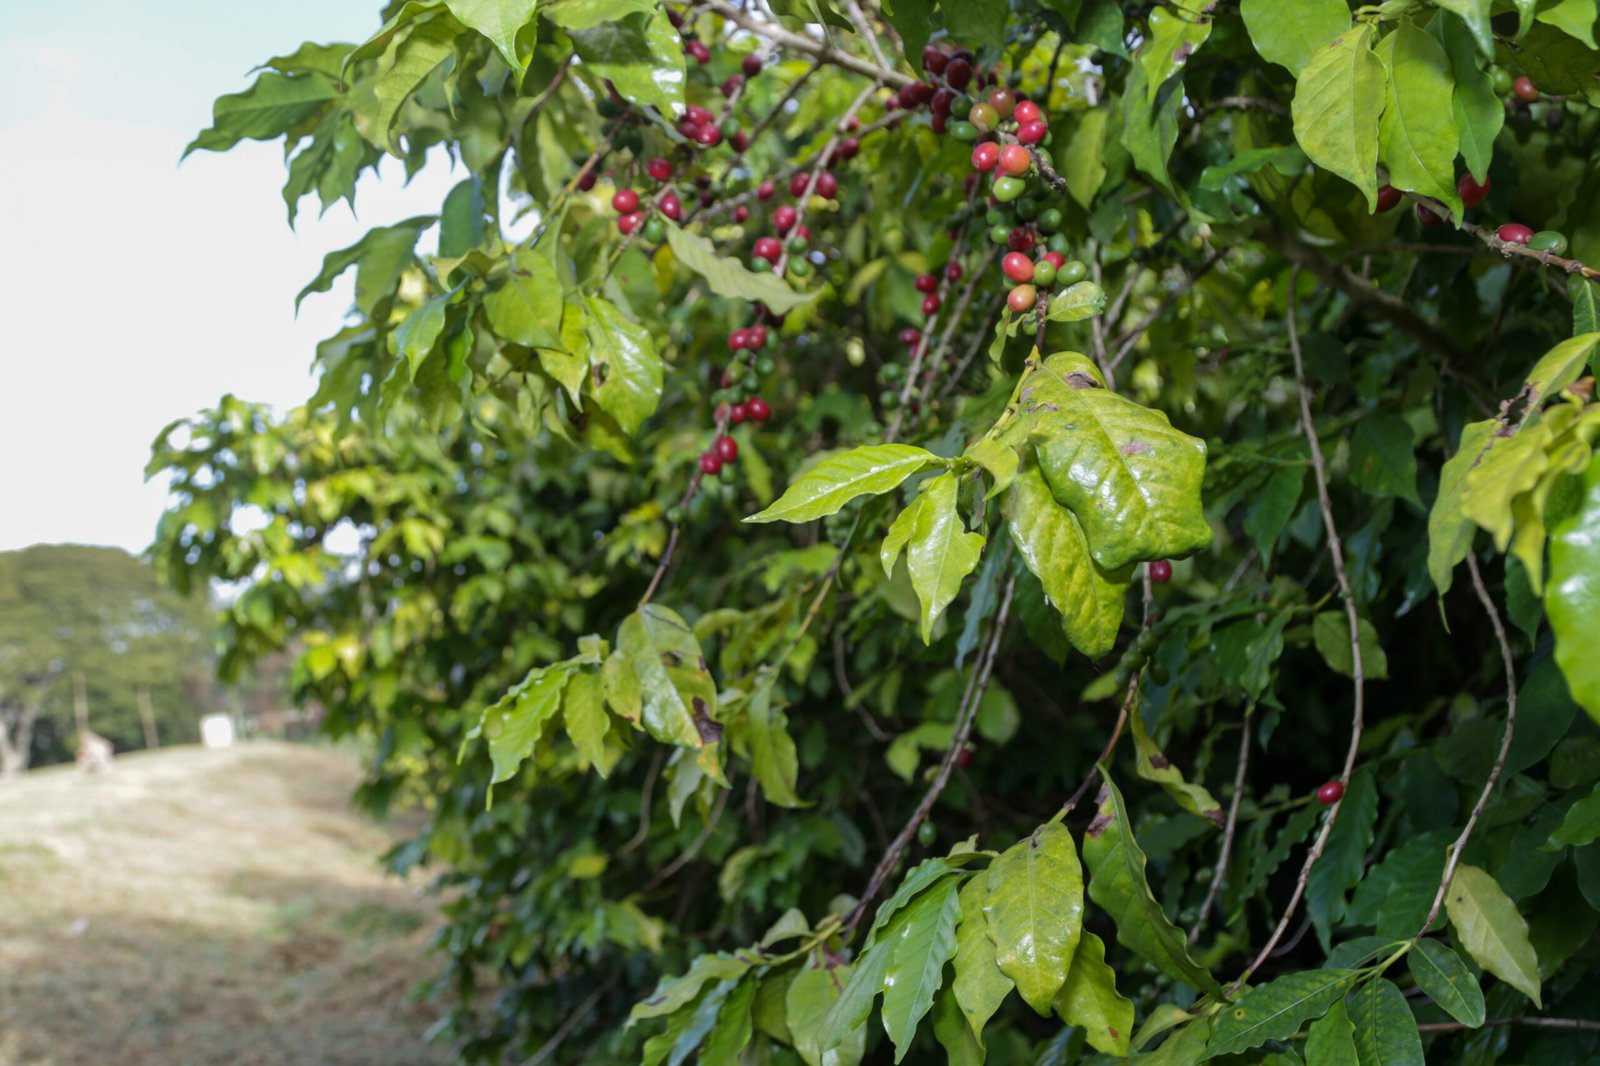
[699, 974, 758, 1066]
[1129, 710, 1224, 826]
[444, 0, 539, 82]
[1307, 770, 1379, 950]
[886, 474, 986, 644]
[1462, 422, 1555, 551]
[393, 290, 452, 378]
[1445, 864, 1543, 1006]
[951, 876, 1013, 1048]
[1539, 0, 1599, 48]
[484, 247, 562, 350]
[1311, 612, 1389, 680]
[1548, 781, 1600, 848]
[1046, 281, 1107, 322]
[1142, 1020, 1213, 1064]
[1122, 58, 1183, 194]
[473, 662, 570, 785]
[1433, 11, 1502, 181]
[863, 857, 964, 948]
[1053, 930, 1132, 1057]
[1436, 0, 1495, 56]
[789, 961, 865, 1066]
[297, 216, 431, 313]
[1138, 3, 1212, 105]
[631, 954, 752, 1024]
[1025, 352, 1211, 570]
[745, 681, 802, 808]
[1549, 458, 1600, 724]
[1239, 0, 1350, 75]
[1524, 333, 1600, 414]
[1199, 144, 1308, 190]
[1348, 978, 1423, 1066]
[982, 822, 1083, 1015]
[1306, 997, 1359, 1066]
[351, 16, 460, 154]
[1082, 773, 1222, 994]
[1409, 938, 1486, 1028]
[615, 605, 717, 751]
[1574, 277, 1600, 336]
[1350, 413, 1421, 507]
[1428, 419, 1496, 595]
[665, 225, 817, 315]
[1005, 458, 1131, 659]
[568, 11, 684, 113]
[184, 71, 339, 157]
[1376, 22, 1463, 217]
[747, 445, 944, 524]
[963, 437, 1018, 497]
[1201, 968, 1358, 1060]
[930, 980, 982, 1066]
[584, 294, 662, 436]
[1059, 107, 1109, 209]
[1292, 24, 1384, 210]
[880, 876, 962, 1062]
[561, 667, 612, 776]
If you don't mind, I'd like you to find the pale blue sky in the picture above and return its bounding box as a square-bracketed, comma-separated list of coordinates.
[0, 1, 460, 553]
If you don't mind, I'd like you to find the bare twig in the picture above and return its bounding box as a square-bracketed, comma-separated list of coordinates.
[842, 0, 894, 73]
[641, 786, 730, 892]
[918, 247, 998, 409]
[1232, 264, 1366, 991]
[1062, 569, 1157, 815]
[1415, 551, 1518, 936]
[616, 747, 667, 857]
[1192, 717, 1251, 944]
[1107, 250, 1222, 372]
[704, 0, 914, 88]
[845, 571, 1016, 937]
[1417, 1017, 1600, 1034]
[520, 972, 622, 1066]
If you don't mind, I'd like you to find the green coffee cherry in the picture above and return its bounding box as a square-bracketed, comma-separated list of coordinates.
[1048, 233, 1072, 255]
[916, 820, 936, 846]
[1036, 207, 1063, 234]
[990, 224, 1012, 245]
[880, 390, 901, 410]
[992, 175, 1026, 202]
[950, 120, 978, 142]
[643, 218, 666, 243]
[788, 257, 812, 277]
[1529, 230, 1569, 253]
[1032, 260, 1057, 286]
[1058, 259, 1088, 284]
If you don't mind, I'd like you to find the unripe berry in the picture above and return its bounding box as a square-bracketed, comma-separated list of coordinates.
[986, 87, 1016, 118]
[715, 435, 739, 462]
[915, 273, 939, 293]
[1458, 173, 1491, 208]
[1149, 559, 1173, 583]
[922, 293, 942, 316]
[969, 102, 999, 132]
[612, 188, 640, 213]
[1014, 99, 1043, 124]
[1032, 260, 1057, 286]
[742, 54, 763, 77]
[747, 397, 772, 422]
[992, 175, 1026, 202]
[1497, 222, 1534, 244]
[1006, 284, 1037, 312]
[971, 142, 1001, 172]
[1002, 252, 1035, 282]
[646, 157, 673, 182]
[1058, 259, 1087, 284]
[1017, 119, 1048, 145]
[1375, 184, 1402, 213]
[1317, 780, 1345, 805]
[773, 205, 799, 233]
[699, 452, 722, 475]
[998, 143, 1032, 175]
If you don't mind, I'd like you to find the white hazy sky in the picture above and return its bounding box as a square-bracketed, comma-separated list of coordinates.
[0, 1, 461, 554]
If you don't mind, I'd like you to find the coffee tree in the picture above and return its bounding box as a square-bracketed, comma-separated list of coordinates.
[156, 0, 1600, 1061]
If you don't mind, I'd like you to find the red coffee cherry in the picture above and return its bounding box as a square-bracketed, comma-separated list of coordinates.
[945, 56, 973, 90]
[915, 273, 939, 293]
[646, 157, 673, 182]
[660, 190, 683, 221]
[1017, 119, 1048, 145]
[1317, 780, 1345, 805]
[899, 327, 922, 345]
[971, 142, 1001, 172]
[1014, 99, 1043, 124]
[1513, 75, 1539, 101]
[905, 81, 936, 106]
[956, 747, 974, 769]
[694, 126, 723, 147]
[837, 136, 861, 160]
[756, 181, 775, 201]
[686, 105, 714, 127]
[1042, 251, 1066, 270]
[1149, 559, 1173, 583]
[714, 435, 739, 462]
[789, 172, 811, 198]
[922, 293, 942, 316]
[754, 236, 783, 261]
[1374, 184, 1402, 213]
[944, 262, 963, 282]
[1006, 228, 1035, 253]
[699, 452, 722, 475]
[576, 169, 598, 192]
[747, 324, 769, 349]
[1458, 172, 1491, 208]
[730, 130, 750, 153]
[733, 205, 750, 223]
[931, 87, 956, 117]
[686, 39, 711, 64]
[773, 205, 799, 233]
[730, 402, 748, 424]
[921, 44, 948, 75]
[721, 75, 743, 98]
[1002, 252, 1035, 283]
[612, 188, 640, 213]
[1006, 284, 1037, 312]
[815, 172, 839, 199]
[746, 397, 772, 422]
[742, 54, 763, 78]
[617, 212, 644, 235]
[998, 144, 1032, 175]
[1497, 222, 1534, 244]
[1417, 202, 1445, 228]
[699, 189, 715, 207]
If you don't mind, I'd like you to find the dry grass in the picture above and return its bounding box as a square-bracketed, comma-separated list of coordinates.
[0, 742, 452, 1066]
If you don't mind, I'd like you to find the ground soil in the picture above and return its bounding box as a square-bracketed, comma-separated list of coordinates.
[0, 742, 452, 1065]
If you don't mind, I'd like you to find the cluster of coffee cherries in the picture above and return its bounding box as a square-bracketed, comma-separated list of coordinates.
[1377, 170, 1570, 253]
[742, 136, 859, 280]
[697, 321, 778, 481]
[1495, 69, 1569, 131]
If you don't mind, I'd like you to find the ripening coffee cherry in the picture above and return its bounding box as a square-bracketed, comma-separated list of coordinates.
[789, 172, 810, 198]
[1417, 202, 1445, 228]
[956, 747, 974, 769]
[1007, 228, 1035, 254]
[1317, 780, 1345, 805]
[992, 175, 1026, 202]
[1002, 252, 1035, 282]
[699, 452, 722, 475]
[1149, 559, 1173, 583]
[899, 327, 922, 345]
[1513, 75, 1539, 101]
[748, 324, 769, 349]
[1006, 284, 1037, 312]
[742, 53, 763, 77]
[756, 181, 775, 201]
[754, 236, 783, 261]
[1497, 222, 1534, 245]
[1017, 119, 1048, 145]
[773, 205, 799, 233]
[998, 143, 1032, 175]
[1041, 250, 1066, 270]
[945, 56, 973, 90]
[576, 169, 598, 192]
[915, 273, 939, 293]
[733, 205, 750, 223]
[815, 172, 839, 199]
[617, 211, 644, 235]
[1458, 172, 1491, 209]
[945, 262, 963, 282]
[1014, 99, 1042, 124]
[931, 87, 956, 117]
[969, 102, 1000, 133]
[646, 157, 673, 182]
[1374, 184, 1402, 213]
[643, 218, 666, 243]
[922, 293, 942, 316]
[714, 435, 739, 463]
[660, 190, 683, 221]
[986, 87, 1016, 118]
[612, 188, 640, 213]
[747, 397, 772, 422]
[971, 142, 1001, 172]
[729, 402, 747, 424]
[686, 38, 711, 64]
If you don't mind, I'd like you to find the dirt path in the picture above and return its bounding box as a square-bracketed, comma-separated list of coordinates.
[0, 743, 451, 1066]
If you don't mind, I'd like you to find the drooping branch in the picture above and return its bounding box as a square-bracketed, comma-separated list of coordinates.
[1232, 264, 1366, 991]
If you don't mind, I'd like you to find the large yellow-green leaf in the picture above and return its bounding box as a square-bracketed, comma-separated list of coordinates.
[1053, 931, 1132, 1057]
[982, 822, 1083, 1015]
[1026, 352, 1211, 570]
[444, 0, 539, 83]
[613, 605, 718, 752]
[1082, 773, 1222, 994]
[1045, 282, 1107, 323]
[951, 877, 1013, 1048]
[1445, 864, 1543, 1006]
[880, 474, 986, 644]
[584, 294, 662, 435]
[1240, 0, 1350, 75]
[1408, 937, 1486, 1028]
[484, 247, 563, 349]
[747, 445, 945, 524]
[1538, 0, 1599, 48]
[1129, 710, 1225, 825]
[1433, 11, 1502, 180]
[1348, 978, 1424, 1066]
[561, 667, 613, 776]
[1138, 3, 1212, 105]
[789, 962, 864, 1066]
[1376, 22, 1462, 216]
[630, 952, 753, 1024]
[1523, 333, 1600, 416]
[1200, 968, 1358, 1060]
[665, 225, 817, 315]
[1510, 430, 1593, 594]
[1428, 419, 1496, 595]
[1462, 420, 1556, 551]
[1436, 0, 1494, 56]
[1292, 23, 1385, 209]
[1548, 453, 1600, 723]
[1005, 458, 1132, 659]
[471, 662, 570, 786]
